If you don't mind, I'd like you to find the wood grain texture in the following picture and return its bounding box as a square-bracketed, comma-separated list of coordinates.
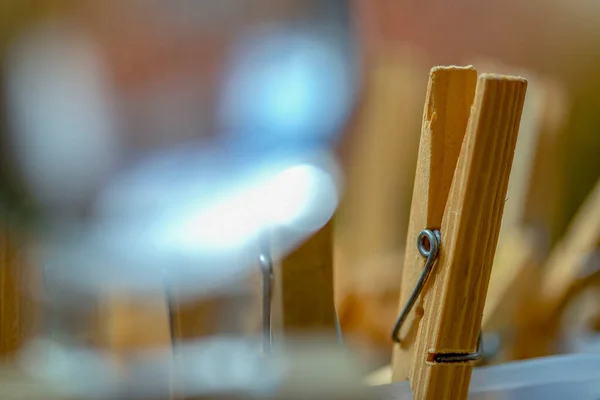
[483, 79, 569, 353]
[278, 219, 336, 334]
[377, 75, 569, 378]
[411, 74, 527, 400]
[481, 77, 550, 332]
[496, 77, 544, 240]
[391, 66, 477, 381]
[463, 66, 568, 240]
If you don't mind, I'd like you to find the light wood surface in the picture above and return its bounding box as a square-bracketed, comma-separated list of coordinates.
[482, 79, 569, 356]
[411, 74, 527, 399]
[481, 77, 568, 333]
[276, 220, 337, 335]
[520, 80, 569, 234]
[391, 66, 477, 381]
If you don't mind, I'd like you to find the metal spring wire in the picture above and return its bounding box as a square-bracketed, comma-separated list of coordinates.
[391, 228, 482, 363]
[391, 229, 441, 344]
[259, 250, 274, 353]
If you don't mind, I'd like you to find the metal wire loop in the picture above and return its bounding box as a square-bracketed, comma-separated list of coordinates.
[432, 330, 483, 363]
[391, 229, 441, 343]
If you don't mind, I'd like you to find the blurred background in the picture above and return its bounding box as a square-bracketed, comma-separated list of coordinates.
[0, 0, 599, 398]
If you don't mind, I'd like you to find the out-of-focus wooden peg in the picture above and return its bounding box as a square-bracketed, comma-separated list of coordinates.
[273, 219, 337, 338]
[529, 178, 600, 356]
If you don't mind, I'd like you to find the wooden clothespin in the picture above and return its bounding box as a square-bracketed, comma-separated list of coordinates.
[390, 66, 527, 398]
[366, 74, 565, 382]
[483, 78, 569, 341]
[391, 66, 478, 381]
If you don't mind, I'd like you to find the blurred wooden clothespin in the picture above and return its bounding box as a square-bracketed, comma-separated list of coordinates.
[525, 178, 600, 356]
[390, 66, 527, 399]
[268, 219, 338, 346]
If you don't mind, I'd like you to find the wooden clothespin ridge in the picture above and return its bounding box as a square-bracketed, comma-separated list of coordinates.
[391, 66, 527, 399]
[483, 78, 569, 351]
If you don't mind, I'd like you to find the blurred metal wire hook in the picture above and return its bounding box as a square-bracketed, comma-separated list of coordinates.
[259, 248, 274, 353]
[259, 241, 343, 353]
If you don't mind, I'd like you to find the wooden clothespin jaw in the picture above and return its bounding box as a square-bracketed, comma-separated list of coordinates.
[390, 66, 527, 399]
